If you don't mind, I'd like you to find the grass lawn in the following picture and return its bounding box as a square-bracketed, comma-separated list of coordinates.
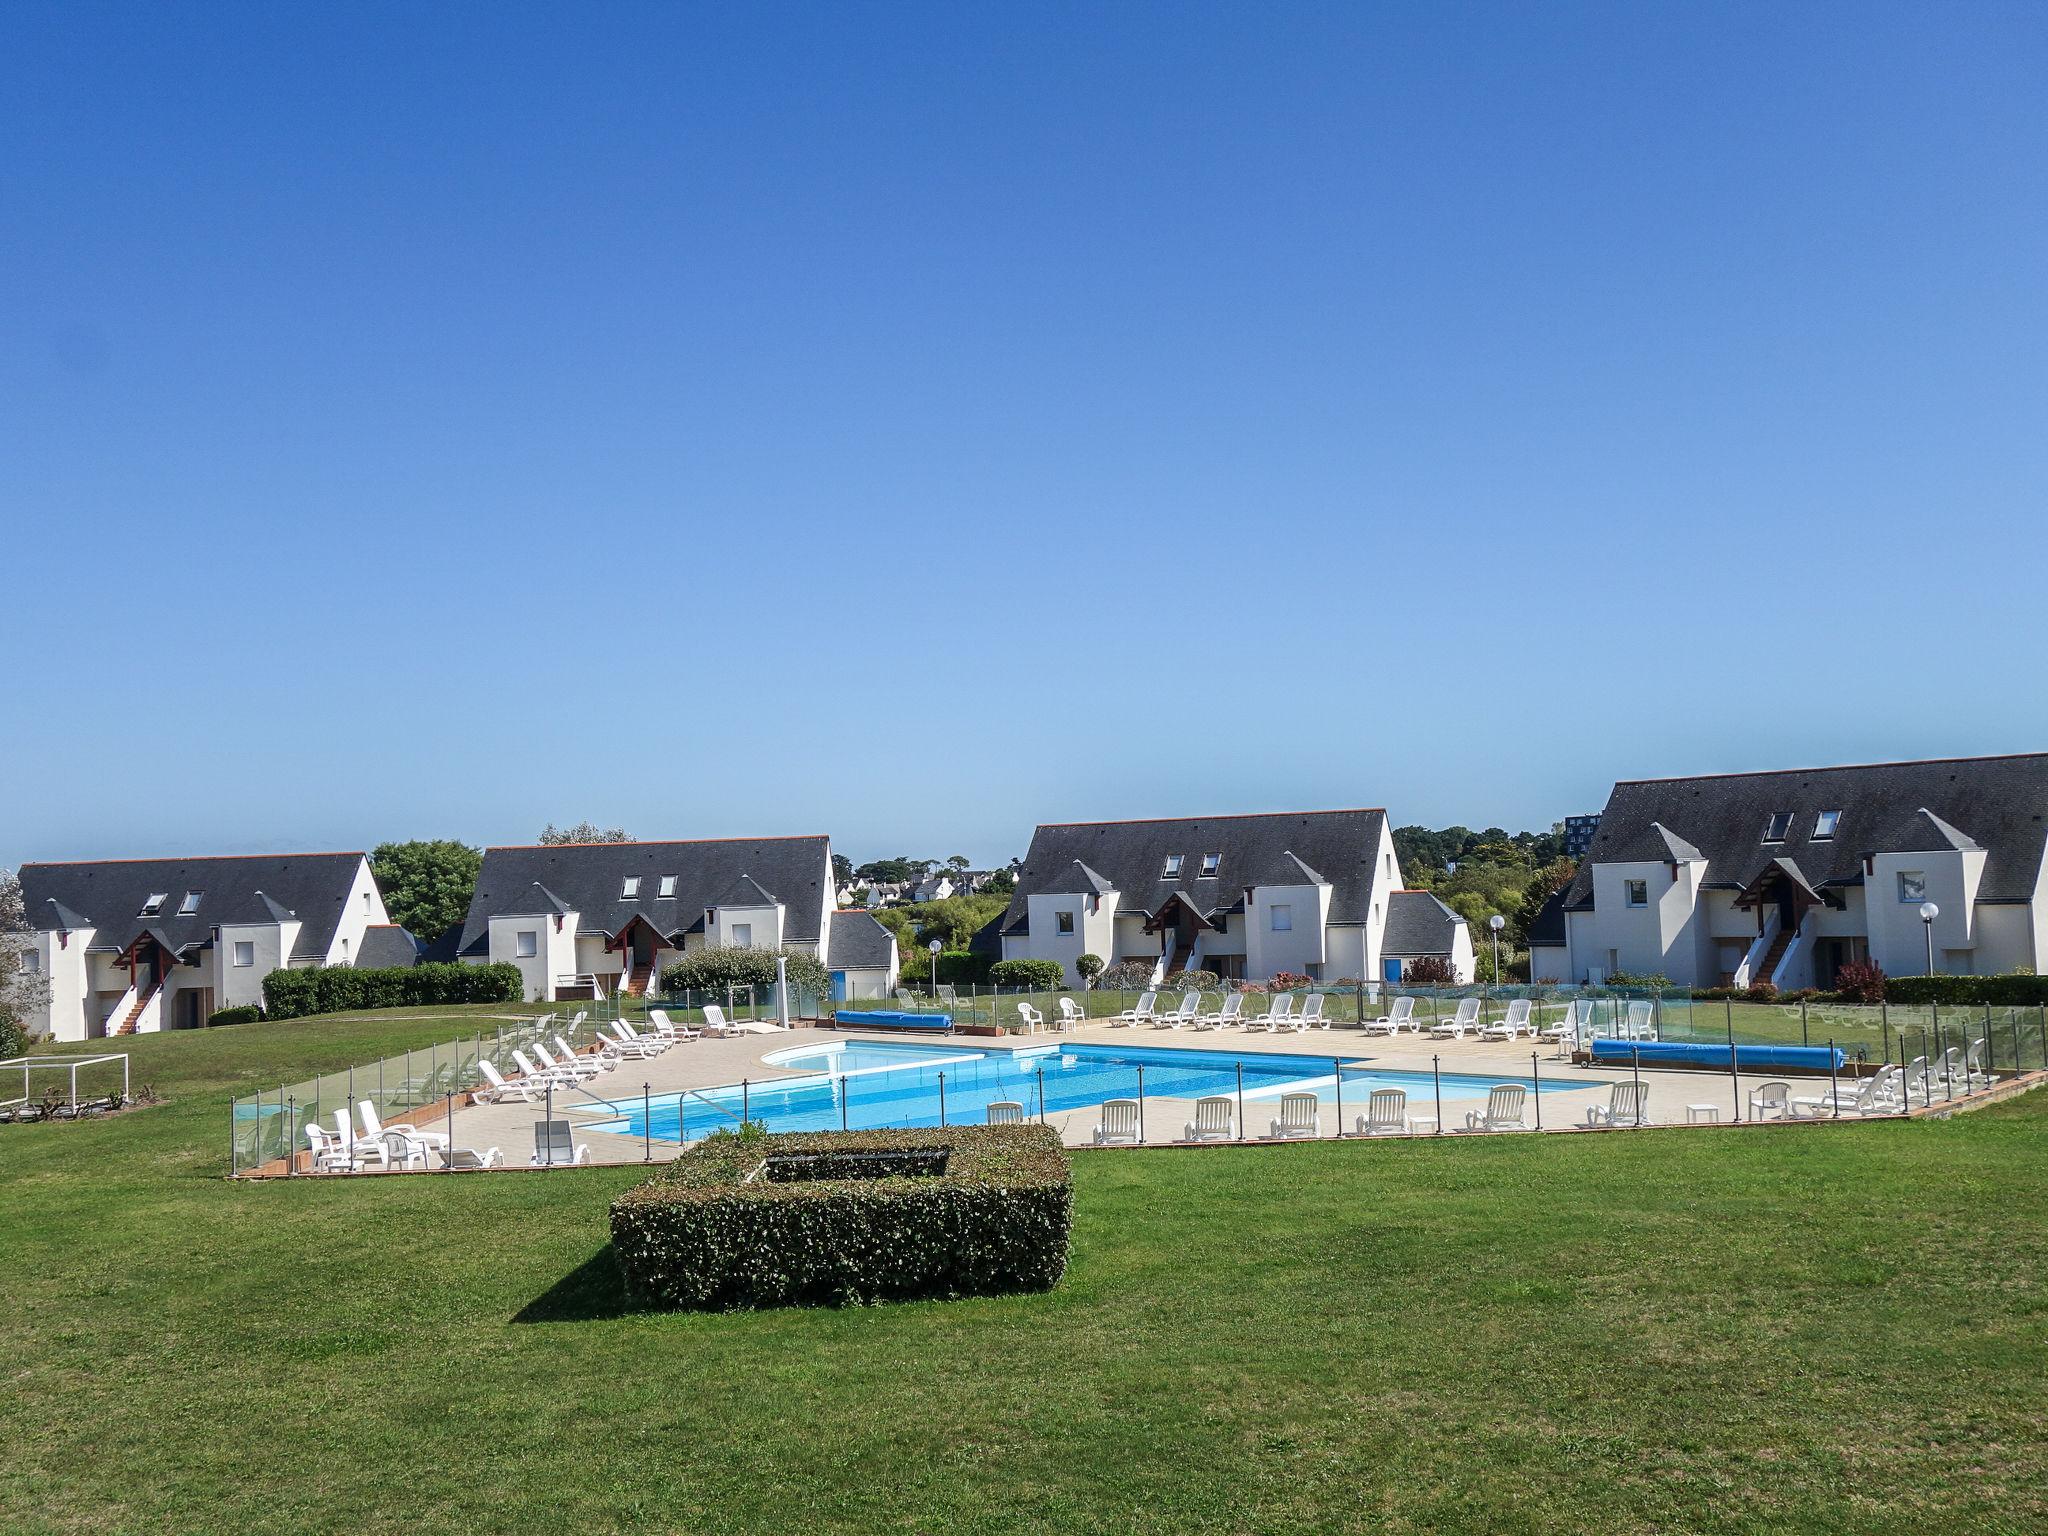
[4, 1009, 2046, 1534]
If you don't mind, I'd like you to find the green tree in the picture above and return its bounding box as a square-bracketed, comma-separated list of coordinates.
[659, 946, 829, 998]
[830, 853, 854, 885]
[1076, 953, 1105, 988]
[982, 868, 1015, 895]
[369, 840, 482, 942]
[537, 822, 632, 845]
[945, 855, 970, 873]
[0, 868, 45, 1055]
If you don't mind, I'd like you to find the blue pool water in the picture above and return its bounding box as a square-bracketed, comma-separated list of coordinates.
[586, 1039, 1603, 1142]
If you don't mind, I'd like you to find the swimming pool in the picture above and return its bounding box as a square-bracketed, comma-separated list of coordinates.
[585, 1038, 1604, 1143]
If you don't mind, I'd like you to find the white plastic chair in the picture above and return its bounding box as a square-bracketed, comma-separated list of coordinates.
[476, 1060, 544, 1103]
[986, 1100, 1025, 1125]
[700, 1005, 743, 1039]
[1357, 1087, 1409, 1136]
[645, 1008, 700, 1042]
[1267, 1092, 1319, 1139]
[1747, 1080, 1792, 1120]
[1464, 1084, 1531, 1131]
[1297, 993, 1326, 1031]
[1256, 994, 1297, 1033]
[305, 1123, 355, 1173]
[1112, 991, 1157, 1027]
[1195, 994, 1244, 1031]
[1183, 1095, 1234, 1142]
[1150, 990, 1200, 1030]
[1482, 999, 1533, 1040]
[1430, 999, 1482, 1038]
[1057, 998, 1087, 1032]
[1584, 1081, 1650, 1128]
[1364, 996, 1416, 1036]
[1014, 1001, 1045, 1034]
[1094, 1098, 1142, 1145]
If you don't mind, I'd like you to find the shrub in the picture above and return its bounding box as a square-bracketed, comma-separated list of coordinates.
[1075, 953, 1105, 987]
[1604, 971, 1673, 990]
[1402, 955, 1458, 988]
[260, 962, 521, 1020]
[1831, 961, 1887, 1004]
[1888, 973, 2048, 1007]
[1173, 970, 1220, 991]
[0, 1012, 24, 1061]
[659, 947, 830, 1000]
[1743, 981, 1779, 1002]
[207, 1005, 263, 1028]
[988, 959, 1065, 991]
[1098, 961, 1154, 992]
[1270, 971, 1310, 991]
[933, 950, 988, 985]
[609, 1125, 1072, 1311]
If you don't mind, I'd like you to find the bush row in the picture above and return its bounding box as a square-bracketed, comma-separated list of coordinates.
[610, 1124, 1072, 1311]
[206, 1005, 263, 1028]
[260, 962, 523, 1020]
[986, 959, 1065, 991]
[657, 946, 830, 999]
[1886, 973, 2048, 1007]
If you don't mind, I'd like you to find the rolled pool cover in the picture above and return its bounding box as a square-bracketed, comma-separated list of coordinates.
[1589, 1038, 1844, 1071]
[835, 1010, 954, 1032]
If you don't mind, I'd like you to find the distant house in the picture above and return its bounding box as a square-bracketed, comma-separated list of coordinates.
[455, 836, 850, 1002]
[17, 852, 390, 1040]
[1380, 891, 1477, 982]
[1533, 753, 2048, 988]
[912, 873, 956, 903]
[827, 910, 901, 999]
[994, 809, 1465, 987]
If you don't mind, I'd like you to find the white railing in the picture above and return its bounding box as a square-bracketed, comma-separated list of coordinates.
[1733, 912, 1780, 988]
[99, 983, 139, 1038]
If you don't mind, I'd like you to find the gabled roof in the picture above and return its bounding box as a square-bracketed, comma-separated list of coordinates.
[1000, 809, 1391, 935]
[828, 909, 897, 971]
[713, 874, 780, 909]
[1650, 823, 1705, 862]
[457, 837, 831, 957]
[1381, 890, 1467, 958]
[39, 898, 92, 932]
[18, 853, 371, 964]
[1563, 753, 2048, 911]
[1527, 886, 1570, 947]
[355, 924, 423, 969]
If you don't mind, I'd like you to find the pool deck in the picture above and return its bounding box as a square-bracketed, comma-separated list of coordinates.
[418, 1016, 1901, 1168]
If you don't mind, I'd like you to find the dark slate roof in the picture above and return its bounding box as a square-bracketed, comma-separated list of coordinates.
[829, 910, 897, 971]
[969, 912, 1005, 956]
[714, 874, 781, 908]
[457, 837, 831, 957]
[1563, 754, 2048, 911]
[1381, 891, 1466, 957]
[1528, 886, 1570, 947]
[355, 925, 423, 969]
[1000, 810, 1391, 936]
[18, 853, 370, 963]
[417, 921, 465, 965]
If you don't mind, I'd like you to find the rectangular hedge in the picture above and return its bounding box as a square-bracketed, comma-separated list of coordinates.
[260, 962, 523, 1020]
[1887, 974, 2048, 1007]
[610, 1125, 1072, 1311]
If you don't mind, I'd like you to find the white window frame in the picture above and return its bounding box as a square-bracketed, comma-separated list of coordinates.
[20, 948, 40, 974]
[1897, 871, 1926, 904]
[621, 877, 641, 899]
[657, 875, 677, 899]
[1813, 810, 1841, 840]
[1056, 910, 1076, 935]
[1625, 879, 1648, 908]
[515, 930, 538, 958]
[1198, 853, 1220, 879]
[139, 892, 168, 917]
[732, 922, 754, 948]
[1161, 855, 1184, 879]
[1270, 904, 1292, 933]
[231, 941, 255, 969]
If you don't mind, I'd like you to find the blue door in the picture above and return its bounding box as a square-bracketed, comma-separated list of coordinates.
[831, 970, 847, 1002]
[1383, 957, 1403, 983]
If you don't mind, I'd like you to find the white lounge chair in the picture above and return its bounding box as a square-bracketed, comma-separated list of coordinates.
[1183, 1095, 1234, 1142]
[1297, 993, 1327, 1031]
[986, 1100, 1025, 1125]
[334, 1109, 389, 1170]
[437, 1145, 503, 1170]
[1363, 996, 1417, 1036]
[690, 1005, 740, 1039]
[601, 1023, 665, 1059]
[1624, 1000, 1657, 1040]
[512, 1049, 580, 1090]
[1014, 1002, 1045, 1034]
[1793, 1068, 1901, 1119]
[645, 1009, 700, 1042]
[1150, 991, 1200, 1030]
[895, 988, 918, 1009]
[476, 1060, 546, 1104]
[534, 1042, 604, 1082]
[1934, 1045, 1966, 1092]
[1464, 1083, 1530, 1131]
[1267, 1091, 1319, 1140]
[305, 1123, 356, 1173]
[556, 1034, 612, 1075]
[1540, 999, 1596, 1051]
[359, 1101, 447, 1167]
[529, 1120, 591, 1167]
[1430, 999, 1482, 1039]
[1902, 1055, 1937, 1103]
[1112, 991, 1158, 1028]
[1964, 1036, 1994, 1090]
[1481, 999, 1534, 1041]
[1056, 998, 1087, 1032]
[1194, 994, 1245, 1031]
[1747, 1080, 1793, 1120]
[1583, 1081, 1650, 1128]
[935, 984, 960, 1007]
[1094, 1098, 1142, 1145]
[1254, 995, 1298, 1033]
[1356, 1087, 1409, 1136]
[617, 1020, 675, 1052]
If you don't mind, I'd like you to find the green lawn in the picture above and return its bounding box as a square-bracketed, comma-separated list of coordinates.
[4, 1009, 2046, 1534]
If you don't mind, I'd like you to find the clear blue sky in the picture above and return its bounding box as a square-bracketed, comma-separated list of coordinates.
[5, 2, 2045, 868]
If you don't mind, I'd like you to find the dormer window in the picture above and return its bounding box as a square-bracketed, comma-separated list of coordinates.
[1813, 810, 1841, 840]
[1161, 855, 1184, 879]
[621, 877, 641, 899]
[1199, 853, 1220, 878]
[1762, 812, 1792, 843]
[657, 876, 677, 899]
[138, 892, 168, 917]
[177, 891, 203, 916]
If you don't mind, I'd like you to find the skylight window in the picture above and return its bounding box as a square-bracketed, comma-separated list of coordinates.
[1199, 853, 1221, 878]
[138, 892, 168, 917]
[1762, 812, 1792, 843]
[1161, 855, 1184, 879]
[1813, 810, 1841, 840]
[657, 875, 677, 898]
[177, 891, 203, 916]
[621, 877, 641, 899]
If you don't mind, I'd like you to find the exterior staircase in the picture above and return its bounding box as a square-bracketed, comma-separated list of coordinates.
[1755, 927, 1795, 987]
[623, 961, 654, 998]
[113, 981, 161, 1036]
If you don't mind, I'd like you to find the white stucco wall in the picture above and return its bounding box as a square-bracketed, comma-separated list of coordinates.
[1022, 889, 1118, 986]
[1244, 882, 1330, 980]
[489, 911, 579, 1001]
[706, 902, 784, 951]
[325, 857, 391, 966]
[1865, 850, 1975, 976]
[217, 922, 289, 1010]
[1528, 942, 1568, 984]
[26, 927, 93, 1041]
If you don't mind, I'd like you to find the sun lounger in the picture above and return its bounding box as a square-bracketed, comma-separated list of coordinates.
[358, 1101, 447, 1167]
[1965, 1036, 1994, 1090]
[1481, 999, 1534, 1041]
[1267, 1091, 1319, 1140]
[1149, 991, 1200, 1030]
[1464, 1083, 1530, 1131]
[1793, 1068, 1901, 1119]
[1363, 996, 1417, 1036]
[1429, 999, 1482, 1039]
[1252, 994, 1297, 1033]
[334, 1109, 389, 1170]
[986, 1100, 1025, 1125]
[1183, 1095, 1234, 1142]
[512, 1049, 580, 1090]
[476, 1060, 545, 1103]
[534, 1042, 604, 1082]
[1583, 1081, 1649, 1129]
[645, 1009, 700, 1042]
[600, 1023, 665, 1059]
[936, 985, 960, 1007]
[1194, 993, 1245, 1031]
[437, 1145, 503, 1170]
[1297, 993, 1327, 1031]
[1094, 1098, 1142, 1145]
[529, 1119, 592, 1167]
[697, 1005, 743, 1039]
[1356, 1087, 1409, 1136]
[1111, 991, 1158, 1028]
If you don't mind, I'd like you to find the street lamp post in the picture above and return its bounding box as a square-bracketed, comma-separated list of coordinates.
[1488, 914, 1505, 984]
[1919, 901, 1940, 976]
[928, 938, 942, 999]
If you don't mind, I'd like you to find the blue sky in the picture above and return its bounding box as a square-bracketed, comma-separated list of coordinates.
[4, 2, 2045, 867]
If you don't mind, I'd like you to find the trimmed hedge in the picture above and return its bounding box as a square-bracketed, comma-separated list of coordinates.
[260, 962, 523, 1020]
[610, 1125, 1072, 1311]
[987, 959, 1065, 991]
[206, 1005, 263, 1028]
[658, 946, 831, 1000]
[1887, 973, 2048, 1007]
